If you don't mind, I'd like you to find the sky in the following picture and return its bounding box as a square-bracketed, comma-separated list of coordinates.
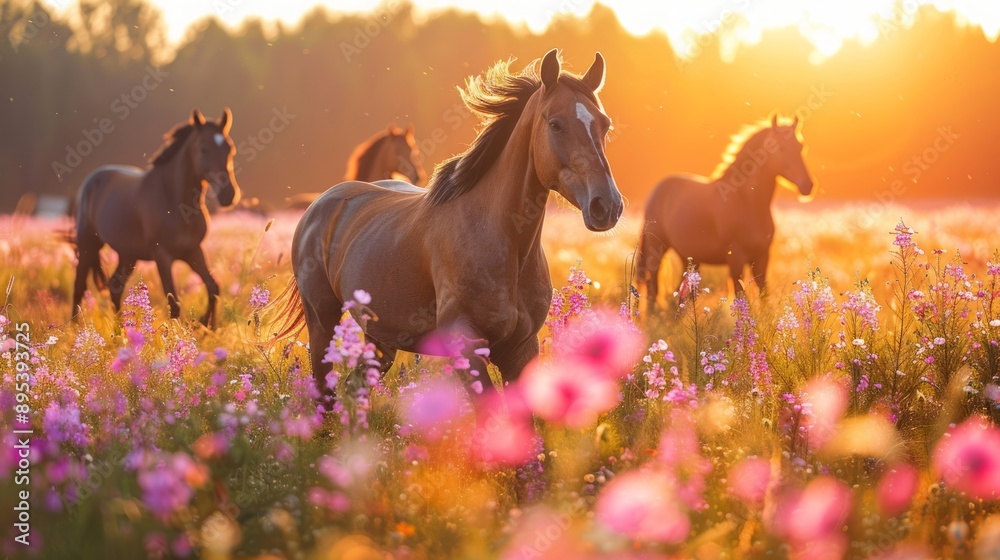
[42, 0, 1000, 62]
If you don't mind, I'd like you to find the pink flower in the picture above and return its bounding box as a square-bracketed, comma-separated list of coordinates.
[554, 309, 643, 378]
[773, 476, 852, 551]
[728, 457, 771, 505]
[471, 389, 538, 467]
[933, 415, 1000, 499]
[876, 463, 919, 517]
[802, 377, 847, 449]
[520, 358, 619, 427]
[401, 377, 469, 439]
[595, 469, 690, 543]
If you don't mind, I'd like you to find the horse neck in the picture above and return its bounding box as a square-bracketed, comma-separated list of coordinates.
[460, 100, 547, 246]
[720, 141, 778, 208]
[349, 137, 387, 182]
[155, 135, 206, 216]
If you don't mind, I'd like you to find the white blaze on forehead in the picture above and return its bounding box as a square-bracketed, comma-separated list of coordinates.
[575, 102, 596, 144]
[214, 133, 225, 146]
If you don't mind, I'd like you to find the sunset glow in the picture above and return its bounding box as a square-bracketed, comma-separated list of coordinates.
[42, 0, 1000, 60]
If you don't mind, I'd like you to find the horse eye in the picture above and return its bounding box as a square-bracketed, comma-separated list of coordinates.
[548, 120, 563, 133]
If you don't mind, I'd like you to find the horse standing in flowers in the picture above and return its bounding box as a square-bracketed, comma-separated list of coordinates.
[636, 115, 814, 311]
[71, 109, 241, 327]
[284, 124, 426, 210]
[273, 50, 623, 397]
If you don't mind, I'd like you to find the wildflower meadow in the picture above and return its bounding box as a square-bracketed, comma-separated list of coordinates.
[4, 203, 1000, 559]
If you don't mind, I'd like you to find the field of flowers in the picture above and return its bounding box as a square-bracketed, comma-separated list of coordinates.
[4, 200, 1000, 559]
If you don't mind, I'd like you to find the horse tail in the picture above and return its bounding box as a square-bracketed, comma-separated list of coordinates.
[267, 277, 306, 340]
[73, 174, 108, 291]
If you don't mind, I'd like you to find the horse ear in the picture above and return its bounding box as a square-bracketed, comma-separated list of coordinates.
[540, 48, 560, 90]
[191, 109, 206, 128]
[771, 113, 779, 128]
[219, 107, 233, 134]
[582, 52, 606, 93]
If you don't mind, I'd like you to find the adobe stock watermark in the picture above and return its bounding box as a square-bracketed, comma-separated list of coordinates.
[340, 0, 405, 63]
[856, 125, 959, 230]
[51, 65, 170, 182]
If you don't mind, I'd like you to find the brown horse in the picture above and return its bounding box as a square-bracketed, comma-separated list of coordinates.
[72, 108, 241, 327]
[273, 50, 622, 396]
[284, 125, 425, 210]
[637, 115, 813, 311]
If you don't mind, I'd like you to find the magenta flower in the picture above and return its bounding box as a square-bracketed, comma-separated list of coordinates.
[401, 376, 469, 439]
[876, 463, 919, 517]
[471, 389, 538, 467]
[933, 415, 1000, 499]
[595, 469, 690, 544]
[520, 358, 619, 428]
[553, 308, 643, 378]
[773, 476, 852, 558]
[728, 457, 771, 505]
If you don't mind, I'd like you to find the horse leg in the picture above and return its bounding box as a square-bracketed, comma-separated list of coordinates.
[108, 254, 138, 310]
[637, 229, 668, 315]
[182, 246, 220, 328]
[372, 339, 398, 374]
[153, 249, 180, 319]
[300, 279, 343, 402]
[72, 227, 103, 317]
[491, 337, 540, 386]
[750, 251, 770, 294]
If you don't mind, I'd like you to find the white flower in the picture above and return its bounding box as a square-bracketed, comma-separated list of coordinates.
[353, 289, 372, 305]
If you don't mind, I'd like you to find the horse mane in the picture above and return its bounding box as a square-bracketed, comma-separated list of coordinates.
[149, 122, 196, 167]
[711, 120, 771, 180]
[426, 56, 597, 205]
[345, 131, 390, 181]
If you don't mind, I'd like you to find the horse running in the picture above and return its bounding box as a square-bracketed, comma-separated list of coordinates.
[637, 115, 814, 311]
[72, 108, 241, 327]
[285, 125, 425, 210]
[272, 50, 623, 396]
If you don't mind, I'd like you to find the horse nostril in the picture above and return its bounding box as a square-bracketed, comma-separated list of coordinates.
[589, 197, 610, 222]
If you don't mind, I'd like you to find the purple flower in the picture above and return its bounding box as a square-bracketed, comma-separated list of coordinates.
[249, 285, 270, 310]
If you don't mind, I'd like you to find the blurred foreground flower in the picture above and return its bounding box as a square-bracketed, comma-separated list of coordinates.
[728, 457, 771, 505]
[876, 463, 919, 517]
[595, 469, 690, 544]
[520, 358, 619, 427]
[471, 389, 538, 467]
[772, 476, 852, 560]
[933, 415, 1000, 499]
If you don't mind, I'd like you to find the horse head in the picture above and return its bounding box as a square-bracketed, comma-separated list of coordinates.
[386, 124, 426, 184]
[531, 50, 623, 232]
[769, 114, 814, 198]
[191, 108, 241, 208]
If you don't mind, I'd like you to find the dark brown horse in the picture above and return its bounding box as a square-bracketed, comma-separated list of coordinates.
[72, 108, 241, 326]
[637, 115, 814, 311]
[273, 50, 622, 396]
[284, 125, 425, 210]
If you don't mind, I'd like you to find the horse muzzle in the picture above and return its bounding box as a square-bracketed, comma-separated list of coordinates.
[583, 193, 623, 232]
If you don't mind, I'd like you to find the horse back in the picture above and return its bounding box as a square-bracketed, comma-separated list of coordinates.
[75, 165, 144, 230]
